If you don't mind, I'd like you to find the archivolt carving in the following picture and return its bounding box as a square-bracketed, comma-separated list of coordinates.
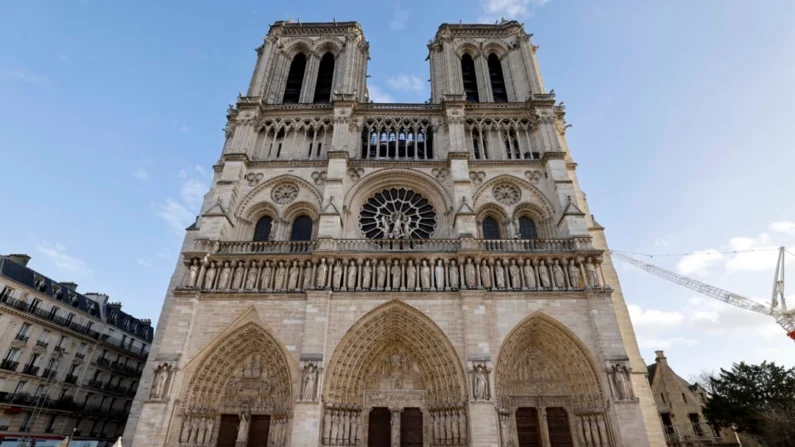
[182, 320, 294, 415]
[282, 200, 320, 222]
[495, 313, 604, 410]
[235, 174, 322, 219]
[323, 301, 466, 406]
[472, 174, 555, 217]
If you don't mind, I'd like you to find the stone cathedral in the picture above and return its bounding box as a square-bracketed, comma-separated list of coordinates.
[124, 20, 665, 447]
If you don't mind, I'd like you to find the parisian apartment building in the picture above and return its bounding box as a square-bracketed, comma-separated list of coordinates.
[0, 253, 153, 445]
[647, 351, 740, 447]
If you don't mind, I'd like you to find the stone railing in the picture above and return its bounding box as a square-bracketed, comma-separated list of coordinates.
[195, 240, 317, 254]
[335, 239, 460, 252]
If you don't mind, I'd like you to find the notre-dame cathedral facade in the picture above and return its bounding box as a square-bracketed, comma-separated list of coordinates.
[124, 20, 665, 447]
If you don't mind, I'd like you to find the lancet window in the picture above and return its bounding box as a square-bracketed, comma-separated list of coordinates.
[290, 216, 313, 241]
[283, 53, 307, 104]
[488, 54, 508, 102]
[253, 118, 333, 161]
[518, 217, 538, 240]
[359, 118, 434, 160]
[461, 54, 480, 103]
[253, 216, 273, 242]
[482, 217, 501, 240]
[467, 118, 537, 161]
[313, 53, 335, 103]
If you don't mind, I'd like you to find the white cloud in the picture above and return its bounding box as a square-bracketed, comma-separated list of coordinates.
[628, 304, 684, 328]
[194, 165, 211, 178]
[684, 296, 782, 339]
[36, 242, 92, 274]
[367, 85, 394, 103]
[156, 199, 195, 236]
[136, 258, 152, 267]
[637, 336, 697, 351]
[132, 168, 150, 180]
[676, 249, 723, 276]
[4, 68, 54, 88]
[386, 74, 426, 94]
[770, 221, 795, 236]
[724, 233, 781, 271]
[180, 179, 208, 210]
[388, 3, 411, 30]
[478, 0, 550, 23]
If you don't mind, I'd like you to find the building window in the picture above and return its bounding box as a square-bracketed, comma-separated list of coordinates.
[503, 128, 520, 159]
[52, 284, 62, 299]
[6, 348, 21, 362]
[38, 330, 50, 344]
[488, 54, 508, 102]
[461, 54, 479, 102]
[65, 313, 75, 325]
[13, 380, 28, 395]
[481, 217, 501, 240]
[289, 216, 313, 241]
[0, 286, 15, 301]
[33, 275, 46, 292]
[282, 53, 307, 103]
[689, 413, 704, 436]
[518, 217, 538, 239]
[253, 216, 273, 242]
[18, 322, 31, 338]
[45, 415, 57, 433]
[682, 392, 688, 404]
[313, 52, 335, 103]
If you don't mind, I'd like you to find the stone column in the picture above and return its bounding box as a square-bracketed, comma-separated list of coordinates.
[390, 408, 401, 447]
[539, 407, 551, 447]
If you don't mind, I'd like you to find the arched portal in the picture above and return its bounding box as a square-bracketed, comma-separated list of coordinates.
[323, 301, 468, 447]
[495, 313, 613, 447]
[178, 320, 295, 447]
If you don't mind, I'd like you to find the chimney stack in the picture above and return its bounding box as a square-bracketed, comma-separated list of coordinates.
[655, 350, 667, 364]
[7, 254, 31, 267]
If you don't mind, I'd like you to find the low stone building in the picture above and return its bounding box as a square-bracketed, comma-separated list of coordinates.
[647, 351, 739, 446]
[0, 254, 153, 445]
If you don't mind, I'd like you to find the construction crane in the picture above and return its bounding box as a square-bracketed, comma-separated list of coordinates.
[610, 248, 795, 341]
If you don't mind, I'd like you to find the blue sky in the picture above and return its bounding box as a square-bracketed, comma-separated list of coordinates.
[0, 0, 793, 378]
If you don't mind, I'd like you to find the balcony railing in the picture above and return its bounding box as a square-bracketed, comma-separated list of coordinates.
[36, 340, 49, 348]
[65, 374, 78, 384]
[96, 357, 110, 366]
[0, 359, 19, 371]
[75, 352, 85, 359]
[14, 333, 29, 343]
[54, 345, 67, 354]
[111, 361, 140, 376]
[42, 368, 57, 379]
[199, 240, 317, 254]
[22, 364, 40, 375]
[87, 379, 106, 390]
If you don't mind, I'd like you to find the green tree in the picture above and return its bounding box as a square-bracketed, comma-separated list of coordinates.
[704, 361, 795, 446]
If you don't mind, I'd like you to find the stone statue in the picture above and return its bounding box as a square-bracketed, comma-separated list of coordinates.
[403, 215, 413, 239]
[376, 261, 387, 289]
[552, 260, 566, 289]
[511, 217, 521, 239]
[391, 260, 402, 289]
[245, 261, 258, 290]
[261, 261, 273, 290]
[346, 260, 357, 289]
[232, 261, 245, 290]
[449, 260, 459, 289]
[332, 261, 343, 290]
[406, 260, 417, 289]
[187, 259, 199, 288]
[523, 261, 536, 289]
[494, 260, 506, 289]
[204, 418, 214, 444]
[179, 417, 191, 442]
[302, 261, 313, 290]
[288, 261, 300, 290]
[508, 260, 521, 289]
[420, 260, 431, 289]
[150, 366, 164, 399]
[465, 259, 477, 289]
[586, 258, 600, 287]
[316, 258, 328, 289]
[362, 260, 373, 289]
[218, 261, 232, 289]
[275, 261, 287, 291]
[391, 213, 404, 239]
[380, 216, 391, 238]
[568, 260, 580, 289]
[538, 261, 551, 289]
[203, 261, 217, 289]
[434, 260, 445, 290]
[480, 261, 492, 289]
[474, 365, 488, 400]
[614, 364, 629, 400]
[302, 364, 318, 401]
[236, 411, 249, 443]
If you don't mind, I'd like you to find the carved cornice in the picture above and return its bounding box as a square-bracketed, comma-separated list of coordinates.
[327, 150, 350, 160]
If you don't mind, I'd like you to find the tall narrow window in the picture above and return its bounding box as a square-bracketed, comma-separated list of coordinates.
[313, 53, 335, 103]
[282, 53, 307, 104]
[472, 130, 482, 160]
[253, 216, 273, 242]
[518, 217, 538, 239]
[488, 54, 508, 102]
[461, 54, 479, 103]
[290, 216, 313, 241]
[482, 217, 501, 240]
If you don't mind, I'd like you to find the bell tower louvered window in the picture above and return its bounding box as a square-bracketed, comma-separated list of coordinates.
[488, 54, 508, 102]
[253, 216, 273, 242]
[482, 217, 501, 240]
[290, 216, 313, 241]
[313, 53, 335, 103]
[461, 54, 479, 103]
[283, 54, 307, 104]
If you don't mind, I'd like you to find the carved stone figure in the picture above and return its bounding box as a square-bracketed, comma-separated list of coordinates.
[150, 365, 164, 399]
[508, 260, 521, 289]
[494, 260, 506, 289]
[362, 260, 373, 289]
[480, 261, 492, 289]
[434, 260, 445, 290]
[391, 260, 402, 289]
[261, 261, 273, 290]
[218, 261, 232, 289]
[613, 364, 629, 400]
[568, 260, 580, 289]
[552, 260, 566, 289]
[236, 411, 249, 443]
[332, 261, 343, 290]
[302, 261, 313, 290]
[449, 260, 459, 289]
[538, 261, 551, 288]
[316, 258, 328, 289]
[405, 260, 416, 289]
[523, 261, 536, 289]
[420, 260, 431, 289]
[403, 215, 413, 239]
[376, 261, 387, 289]
[245, 261, 258, 290]
[288, 261, 300, 290]
[204, 418, 214, 444]
[203, 261, 217, 289]
[346, 260, 357, 290]
[275, 261, 287, 291]
[586, 258, 600, 287]
[180, 417, 191, 442]
[379, 216, 391, 239]
[473, 365, 489, 400]
[186, 259, 199, 288]
[465, 259, 477, 289]
[302, 364, 318, 401]
[232, 261, 245, 290]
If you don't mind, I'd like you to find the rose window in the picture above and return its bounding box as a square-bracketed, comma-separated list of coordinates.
[271, 183, 299, 205]
[359, 188, 437, 239]
[493, 183, 521, 205]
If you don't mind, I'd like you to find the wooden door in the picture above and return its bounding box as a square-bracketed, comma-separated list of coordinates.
[216, 414, 239, 447]
[249, 415, 271, 445]
[368, 407, 392, 447]
[400, 408, 423, 447]
[546, 408, 573, 447]
[515, 407, 541, 447]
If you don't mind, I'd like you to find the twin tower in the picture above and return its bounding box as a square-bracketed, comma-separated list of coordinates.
[123, 20, 666, 447]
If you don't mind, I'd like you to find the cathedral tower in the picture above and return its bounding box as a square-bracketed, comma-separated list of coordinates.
[124, 20, 665, 447]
